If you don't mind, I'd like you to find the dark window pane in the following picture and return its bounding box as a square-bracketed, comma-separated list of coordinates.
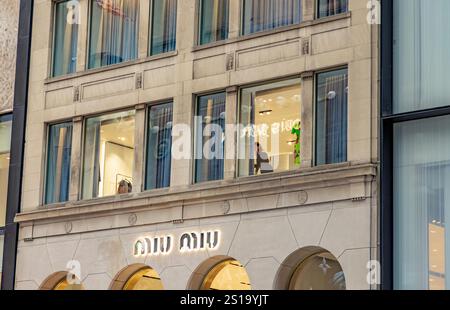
[195, 93, 226, 183]
[150, 0, 177, 55]
[88, 0, 139, 69]
[45, 122, 73, 204]
[145, 102, 173, 189]
[318, 0, 348, 18]
[315, 68, 348, 165]
[242, 0, 302, 35]
[198, 0, 229, 45]
[53, 0, 79, 77]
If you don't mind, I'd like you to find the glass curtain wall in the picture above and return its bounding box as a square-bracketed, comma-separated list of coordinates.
[198, 0, 229, 45]
[393, 0, 450, 114]
[82, 110, 135, 199]
[45, 122, 73, 205]
[88, 0, 140, 69]
[52, 0, 79, 77]
[317, 0, 348, 18]
[315, 68, 348, 165]
[145, 102, 173, 190]
[195, 93, 226, 183]
[242, 0, 302, 35]
[150, 0, 177, 55]
[394, 115, 450, 290]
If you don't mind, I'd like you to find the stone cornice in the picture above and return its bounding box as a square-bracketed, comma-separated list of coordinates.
[16, 163, 377, 227]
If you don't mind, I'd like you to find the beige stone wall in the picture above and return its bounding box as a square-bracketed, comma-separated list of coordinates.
[0, 0, 19, 113]
[17, 0, 380, 290]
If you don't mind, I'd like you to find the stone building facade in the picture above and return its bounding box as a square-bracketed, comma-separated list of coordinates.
[14, 0, 379, 290]
[0, 0, 19, 113]
[0, 0, 19, 287]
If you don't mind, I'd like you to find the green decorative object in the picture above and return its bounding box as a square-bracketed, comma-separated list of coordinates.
[291, 121, 301, 165]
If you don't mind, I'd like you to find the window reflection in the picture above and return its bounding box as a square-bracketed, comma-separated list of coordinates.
[82, 110, 135, 199]
[242, 0, 302, 35]
[394, 115, 450, 290]
[239, 80, 302, 177]
[88, 0, 139, 69]
[201, 259, 251, 290]
[289, 251, 346, 290]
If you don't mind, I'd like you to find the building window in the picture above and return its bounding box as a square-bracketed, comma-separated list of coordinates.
[45, 122, 73, 205]
[194, 92, 226, 183]
[0, 114, 12, 230]
[317, 0, 348, 18]
[289, 251, 346, 290]
[123, 267, 164, 290]
[239, 79, 302, 177]
[242, 0, 302, 36]
[82, 110, 135, 199]
[198, 0, 229, 45]
[315, 68, 348, 165]
[149, 0, 177, 56]
[201, 259, 251, 290]
[52, 0, 79, 77]
[88, 0, 140, 69]
[145, 102, 173, 190]
[393, 0, 450, 114]
[394, 115, 450, 290]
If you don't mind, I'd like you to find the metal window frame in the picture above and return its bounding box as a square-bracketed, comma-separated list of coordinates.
[1, 0, 34, 291]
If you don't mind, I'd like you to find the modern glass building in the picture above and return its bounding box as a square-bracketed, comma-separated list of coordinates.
[381, 0, 450, 290]
[6, 0, 382, 290]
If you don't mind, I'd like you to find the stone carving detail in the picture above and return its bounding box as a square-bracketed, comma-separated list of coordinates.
[226, 53, 235, 71]
[0, 0, 19, 112]
[301, 38, 310, 56]
[64, 222, 73, 234]
[128, 213, 137, 226]
[135, 72, 143, 89]
[73, 86, 80, 102]
[298, 190, 308, 205]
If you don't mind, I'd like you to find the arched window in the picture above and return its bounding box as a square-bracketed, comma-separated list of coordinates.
[188, 256, 251, 290]
[275, 246, 346, 290]
[289, 251, 346, 290]
[110, 264, 164, 290]
[40, 271, 84, 290]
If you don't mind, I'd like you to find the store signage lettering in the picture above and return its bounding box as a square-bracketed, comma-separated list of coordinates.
[134, 230, 220, 257]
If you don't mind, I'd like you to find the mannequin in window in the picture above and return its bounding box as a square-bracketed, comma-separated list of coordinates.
[117, 179, 132, 194]
[254, 142, 273, 174]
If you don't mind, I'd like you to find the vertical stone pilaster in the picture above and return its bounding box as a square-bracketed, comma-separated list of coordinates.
[139, 0, 151, 58]
[69, 116, 83, 201]
[133, 104, 147, 193]
[302, 0, 315, 22]
[224, 86, 238, 180]
[170, 94, 193, 187]
[77, 0, 89, 71]
[228, 0, 241, 39]
[300, 71, 314, 168]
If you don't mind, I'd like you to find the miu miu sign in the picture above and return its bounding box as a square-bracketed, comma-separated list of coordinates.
[133, 230, 221, 257]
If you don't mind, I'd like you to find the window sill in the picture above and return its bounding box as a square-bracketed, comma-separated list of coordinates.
[192, 11, 351, 53]
[44, 51, 178, 85]
[38, 161, 356, 210]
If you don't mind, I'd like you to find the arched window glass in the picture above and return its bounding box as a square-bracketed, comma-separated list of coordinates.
[201, 259, 251, 290]
[289, 251, 346, 290]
